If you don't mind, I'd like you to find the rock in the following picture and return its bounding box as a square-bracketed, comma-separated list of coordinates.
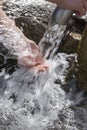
[59, 34, 79, 54]
[59, 16, 86, 54]
[5, 58, 18, 75]
[15, 16, 46, 44]
[77, 24, 87, 89]
[0, 43, 8, 55]
[0, 54, 4, 66]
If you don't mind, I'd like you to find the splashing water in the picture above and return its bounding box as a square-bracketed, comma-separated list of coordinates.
[0, 54, 72, 130]
[0, 5, 87, 130]
[0, 53, 87, 130]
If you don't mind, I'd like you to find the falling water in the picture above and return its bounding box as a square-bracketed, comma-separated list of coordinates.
[39, 24, 66, 59]
[0, 2, 87, 130]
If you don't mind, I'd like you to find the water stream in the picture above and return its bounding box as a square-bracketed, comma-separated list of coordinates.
[0, 1, 87, 130]
[39, 24, 66, 59]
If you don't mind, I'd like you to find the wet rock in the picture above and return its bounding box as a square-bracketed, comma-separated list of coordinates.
[59, 34, 79, 54]
[77, 24, 87, 89]
[59, 16, 86, 54]
[0, 43, 8, 55]
[69, 16, 86, 33]
[5, 58, 18, 75]
[0, 54, 4, 66]
[0, 76, 7, 96]
[0, 43, 18, 72]
[15, 16, 46, 44]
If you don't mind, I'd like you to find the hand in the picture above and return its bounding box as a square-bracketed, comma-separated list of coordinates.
[18, 55, 49, 72]
[47, 0, 87, 16]
[0, 8, 49, 72]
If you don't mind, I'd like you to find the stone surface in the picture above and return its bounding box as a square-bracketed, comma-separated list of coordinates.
[0, 54, 4, 66]
[59, 34, 79, 54]
[59, 17, 86, 54]
[77, 24, 87, 89]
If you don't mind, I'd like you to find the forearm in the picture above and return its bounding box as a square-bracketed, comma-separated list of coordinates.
[46, 0, 87, 16]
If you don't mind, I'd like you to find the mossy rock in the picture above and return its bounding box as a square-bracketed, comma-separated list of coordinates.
[77, 24, 87, 89]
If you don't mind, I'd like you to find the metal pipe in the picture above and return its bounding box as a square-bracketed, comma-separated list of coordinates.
[51, 7, 73, 25]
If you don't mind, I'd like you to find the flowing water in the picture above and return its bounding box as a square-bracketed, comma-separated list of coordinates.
[0, 1, 87, 130]
[39, 24, 66, 59]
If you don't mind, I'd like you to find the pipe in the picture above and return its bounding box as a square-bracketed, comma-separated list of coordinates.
[51, 7, 73, 25]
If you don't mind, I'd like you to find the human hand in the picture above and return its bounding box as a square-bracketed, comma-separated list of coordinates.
[60, 0, 87, 16]
[47, 0, 87, 16]
[18, 38, 49, 72]
[18, 55, 49, 72]
[0, 8, 49, 72]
